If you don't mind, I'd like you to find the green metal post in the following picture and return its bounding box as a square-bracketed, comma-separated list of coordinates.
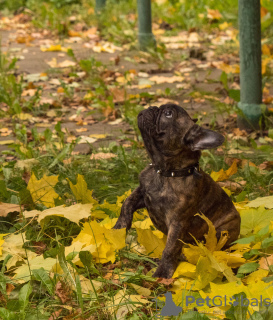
[238, 0, 263, 129]
[137, 0, 156, 51]
[95, 0, 106, 13]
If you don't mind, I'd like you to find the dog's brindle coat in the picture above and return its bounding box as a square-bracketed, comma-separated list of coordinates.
[113, 104, 241, 278]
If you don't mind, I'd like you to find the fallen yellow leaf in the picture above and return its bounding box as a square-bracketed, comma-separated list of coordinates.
[24, 203, 94, 226]
[27, 173, 60, 208]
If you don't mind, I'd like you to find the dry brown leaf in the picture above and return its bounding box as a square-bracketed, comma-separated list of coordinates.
[261, 6, 269, 18]
[156, 278, 175, 285]
[149, 75, 184, 84]
[22, 89, 37, 97]
[48, 309, 63, 320]
[259, 254, 273, 270]
[241, 159, 257, 169]
[58, 60, 76, 68]
[109, 87, 126, 103]
[16, 35, 34, 44]
[55, 281, 72, 304]
[68, 30, 81, 37]
[232, 128, 247, 136]
[57, 87, 64, 94]
[259, 161, 273, 171]
[0, 203, 21, 217]
[218, 181, 246, 192]
[263, 87, 273, 104]
[76, 128, 88, 133]
[207, 8, 222, 20]
[90, 153, 117, 160]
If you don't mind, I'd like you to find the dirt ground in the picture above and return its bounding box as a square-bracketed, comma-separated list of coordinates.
[0, 22, 256, 155]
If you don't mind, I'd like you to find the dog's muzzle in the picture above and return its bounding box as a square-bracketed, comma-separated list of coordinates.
[138, 107, 160, 133]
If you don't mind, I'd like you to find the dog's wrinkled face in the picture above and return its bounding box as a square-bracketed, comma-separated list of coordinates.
[138, 103, 224, 158]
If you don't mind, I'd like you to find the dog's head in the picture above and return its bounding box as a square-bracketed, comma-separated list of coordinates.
[138, 104, 224, 161]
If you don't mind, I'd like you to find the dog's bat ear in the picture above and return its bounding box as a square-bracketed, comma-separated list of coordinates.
[184, 124, 225, 151]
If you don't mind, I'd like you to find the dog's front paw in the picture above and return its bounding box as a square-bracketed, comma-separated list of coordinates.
[152, 264, 173, 279]
[113, 219, 130, 230]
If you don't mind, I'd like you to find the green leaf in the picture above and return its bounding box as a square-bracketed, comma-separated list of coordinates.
[229, 89, 240, 102]
[250, 312, 264, 320]
[225, 292, 248, 320]
[236, 191, 247, 203]
[0, 308, 17, 320]
[79, 251, 93, 269]
[19, 282, 32, 312]
[0, 273, 7, 294]
[235, 236, 256, 244]
[220, 71, 228, 91]
[32, 268, 54, 295]
[237, 262, 259, 274]
[243, 249, 262, 260]
[261, 236, 273, 249]
[268, 128, 273, 139]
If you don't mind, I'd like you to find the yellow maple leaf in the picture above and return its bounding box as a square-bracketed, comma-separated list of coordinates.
[79, 276, 103, 294]
[262, 44, 271, 56]
[200, 281, 247, 306]
[170, 278, 196, 307]
[247, 196, 273, 209]
[213, 251, 245, 268]
[183, 244, 204, 265]
[136, 228, 166, 258]
[27, 173, 60, 208]
[98, 200, 121, 217]
[40, 44, 67, 52]
[73, 221, 126, 263]
[0, 234, 8, 256]
[13, 255, 56, 281]
[106, 289, 149, 319]
[68, 174, 98, 205]
[100, 217, 118, 229]
[219, 22, 231, 30]
[211, 160, 237, 182]
[173, 261, 196, 279]
[218, 63, 240, 74]
[24, 203, 94, 226]
[89, 134, 107, 139]
[0, 233, 36, 270]
[196, 213, 217, 251]
[132, 218, 153, 229]
[239, 206, 273, 236]
[129, 283, 151, 297]
[244, 269, 268, 285]
[116, 190, 132, 207]
[195, 256, 219, 290]
[182, 215, 242, 283]
[262, 57, 271, 74]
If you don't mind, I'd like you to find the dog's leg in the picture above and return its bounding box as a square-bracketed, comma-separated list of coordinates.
[113, 187, 145, 230]
[153, 224, 184, 279]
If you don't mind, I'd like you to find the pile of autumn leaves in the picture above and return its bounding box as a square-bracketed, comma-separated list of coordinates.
[1, 162, 273, 318]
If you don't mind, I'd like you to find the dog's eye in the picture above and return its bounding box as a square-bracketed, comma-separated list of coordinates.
[164, 110, 173, 118]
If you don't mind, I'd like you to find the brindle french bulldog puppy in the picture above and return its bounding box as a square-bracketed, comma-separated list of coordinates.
[113, 104, 241, 279]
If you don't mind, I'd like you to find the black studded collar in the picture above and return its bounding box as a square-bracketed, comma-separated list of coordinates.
[151, 162, 201, 178]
